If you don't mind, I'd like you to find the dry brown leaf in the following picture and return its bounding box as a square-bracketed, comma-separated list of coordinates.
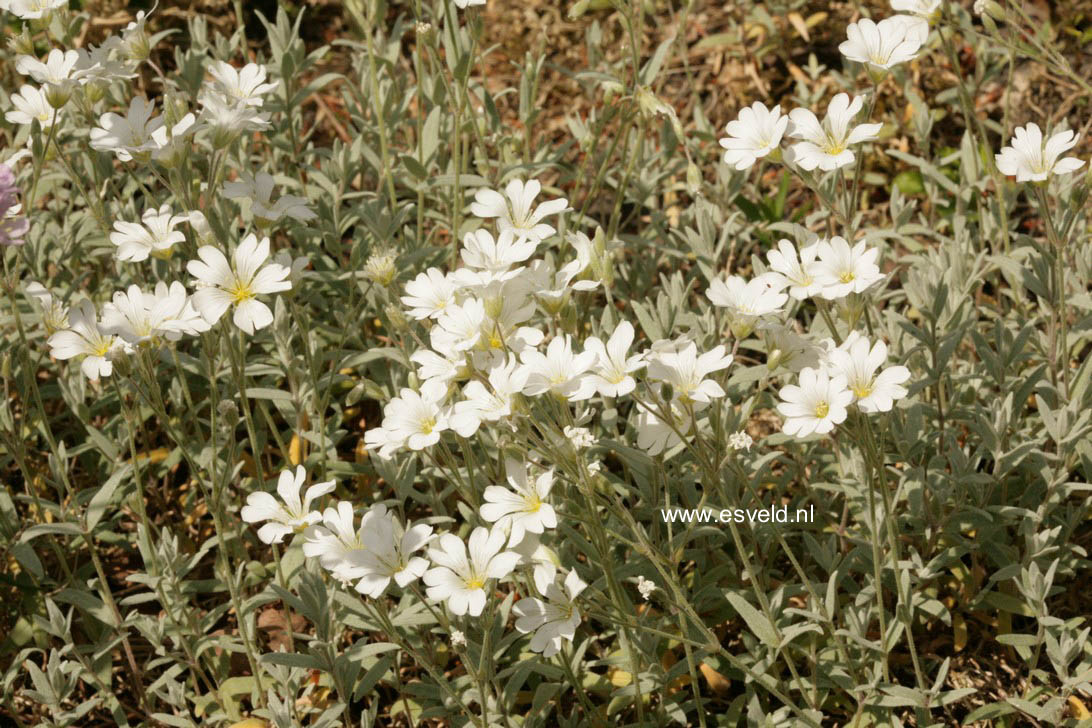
[786, 12, 809, 42]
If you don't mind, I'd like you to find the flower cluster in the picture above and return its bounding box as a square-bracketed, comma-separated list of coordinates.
[20, 19, 310, 381]
[241, 460, 578, 656]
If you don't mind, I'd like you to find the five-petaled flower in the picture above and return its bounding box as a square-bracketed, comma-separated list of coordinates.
[186, 234, 292, 334]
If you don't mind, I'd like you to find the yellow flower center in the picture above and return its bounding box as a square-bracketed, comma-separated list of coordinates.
[814, 402, 829, 419]
[525, 495, 543, 513]
[489, 334, 503, 349]
[839, 271, 856, 283]
[853, 383, 873, 399]
[465, 576, 486, 590]
[229, 281, 255, 303]
[420, 417, 436, 435]
[93, 340, 112, 357]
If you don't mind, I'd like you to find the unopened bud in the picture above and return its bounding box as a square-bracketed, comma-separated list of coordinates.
[383, 303, 408, 332]
[686, 162, 702, 196]
[82, 81, 106, 104]
[8, 30, 35, 57]
[568, 0, 591, 19]
[45, 82, 73, 110]
[217, 399, 239, 429]
[123, 12, 152, 62]
[363, 251, 398, 287]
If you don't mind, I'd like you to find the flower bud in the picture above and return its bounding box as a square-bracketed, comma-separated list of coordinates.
[483, 293, 505, 320]
[209, 125, 240, 151]
[766, 347, 783, 371]
[602, 80, 624, 104]
[976, 0, 1004, 22]
[383, 303, 408, 333]
[123, 12, 152, 63]
[363, 251, 398, 287]
[686, 162, 702, 196]
[8, 30, 35, 57]
[45, 82, 73, 110]
[82, 81, 106, 104]
[217, 399, 239, 430]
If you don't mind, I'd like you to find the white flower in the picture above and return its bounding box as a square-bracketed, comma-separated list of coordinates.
[72, 38, 136, 85]
[431, 298, 486, 355]
[512, 569, 586, 658]
[839, 17, 924, 71]
[811, 237, 885, 300]
[423, 526, 520, 617]
[7, 0, 68, 20]
[150, 113, 197, 167]
[636, 575, 656, 600]
[47, 300, 126, 381]
[449, 354, 527, 435]
[302, 501, 366, 580]
[402, 268, 459, 320]
[973, 0, 987, 14]
[633, 400, 692, 456]
[786, 94, 883, 171]
[813, 330, 866, 374]
[582, 320, 645, 398]
[351, 505, 433, 598]
[26, 281, 68, 333]
[706, 275, 788, 338]
[520, 334, 598, 400]
[479, 459, 557, 547]
[89, 96, 164, 162]
[776, 366, 853, 438]
[761, 238, 822, 300]
[198, 94, 271, 147]
[450, 630, 467, 647]
[718, 101, 788, 170]
[412, 349, 468, 391]
[120, 10, 152, 60]
[15, 50, 79, 107]
[826, 337, 910, 413]
[511, 532, 562, 589]
[646, 342, 733, 405]
[902, 17, 933, 45]
[470, 179, 569, 244]
[240, 466, 336, 545]
[759, 322, 823, 372]
[520, 251, 598, 314]
[110, 204, 188, 262]
[376, 381, 450, 455]
[100, 282, 209, 344]
[729, 431, 754, 451]
[995, 123, 1086, 183]
[458, 228, 537, 278]
[186, 234, 292, 334]
[891, 0, 940, 19]
[205, 61, 279, 107]
[223, 170, 316, 225]
[5, 85, 60, 129]
[453, 0, 485, 7]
